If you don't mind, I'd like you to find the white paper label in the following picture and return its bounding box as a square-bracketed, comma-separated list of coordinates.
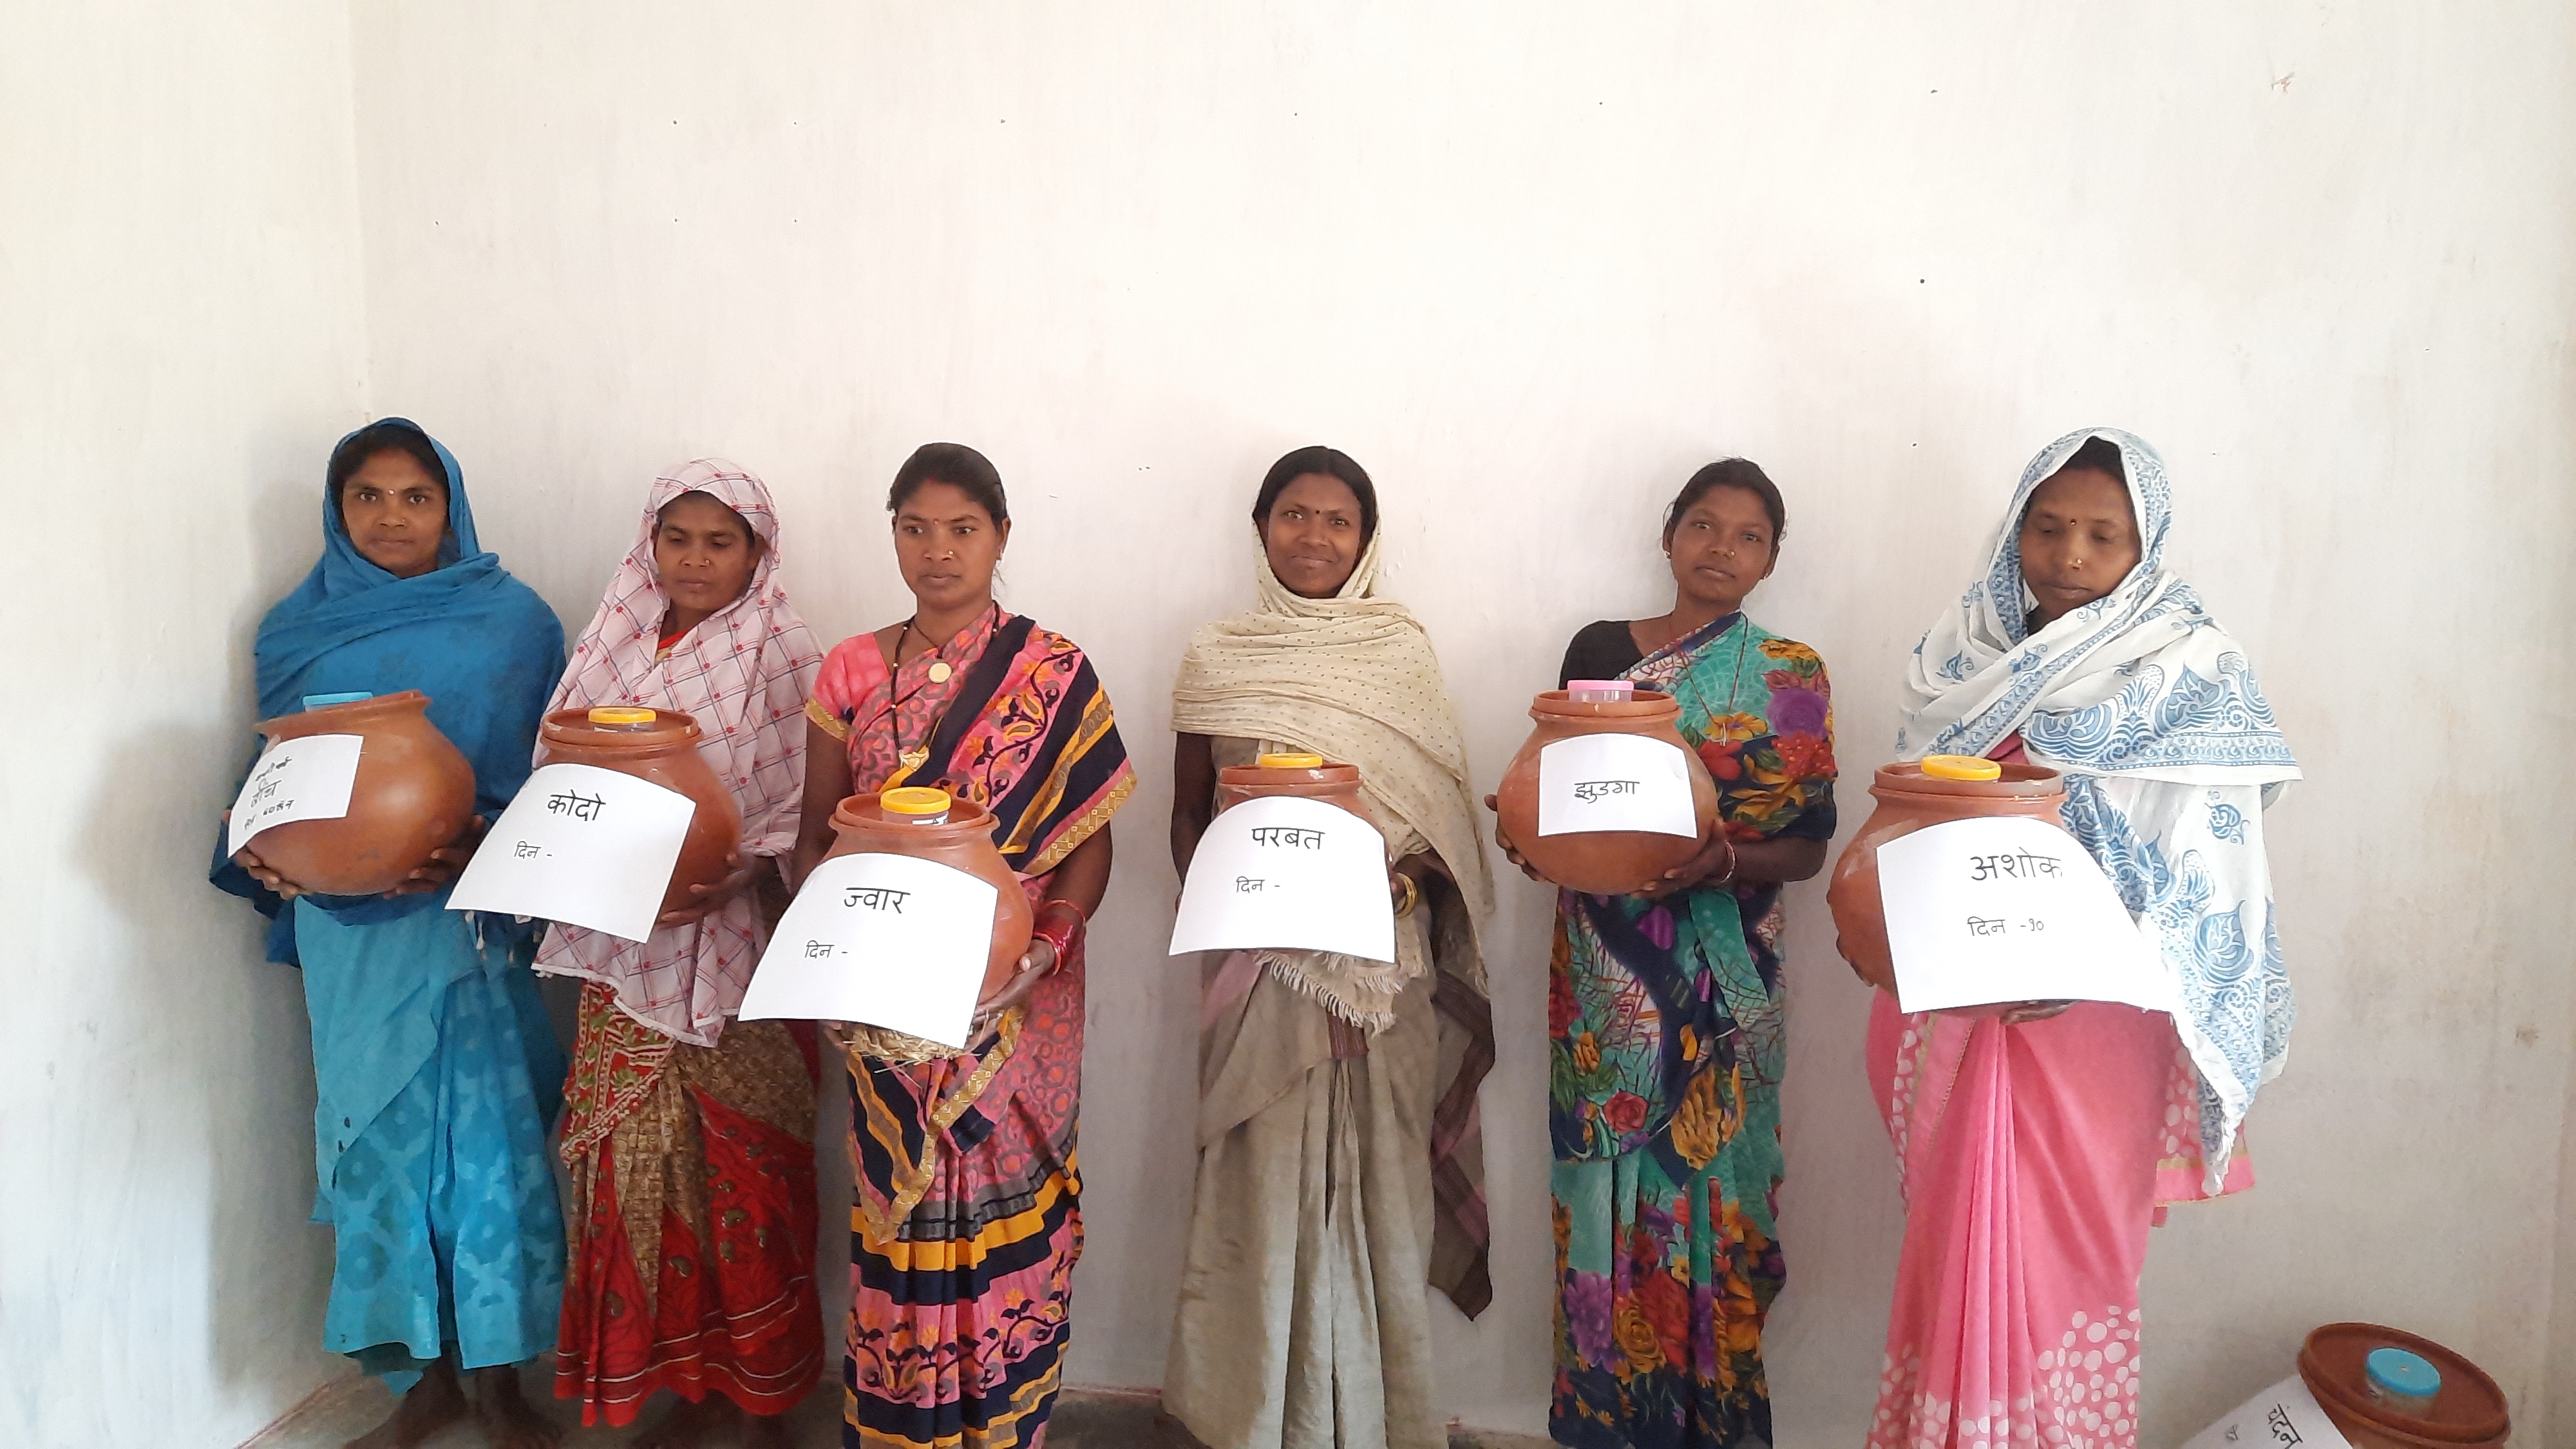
[1169, 795, 1396, 963]
[735, 853, 999, 1049]
[227, 734, 366, 858]
[1877, 815, 2176, 1014]
[2181, 1375, 2354, 1449]
[1536, 734, 1698, 838]
[446, 762, 696, 943]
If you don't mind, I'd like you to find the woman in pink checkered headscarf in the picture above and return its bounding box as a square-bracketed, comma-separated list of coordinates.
[535, 459, 829, 1447]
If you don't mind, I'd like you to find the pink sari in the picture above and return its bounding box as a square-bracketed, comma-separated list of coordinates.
[1864, 996, 2254, 1449]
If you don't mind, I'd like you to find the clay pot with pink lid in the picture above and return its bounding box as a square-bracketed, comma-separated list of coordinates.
[1493, 687, 1721, 896]
[536, 705, 743, 916]
[247, 689, 478, 896]
[1824, 755, 2068, 990]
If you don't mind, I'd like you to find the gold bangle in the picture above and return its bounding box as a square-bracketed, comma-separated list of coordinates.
[1393, 871, 1421, 918]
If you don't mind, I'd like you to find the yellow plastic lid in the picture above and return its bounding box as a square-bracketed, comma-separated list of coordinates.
[1256, 752, 1327, 769]
[1920, 753, 2003, 781]
[587, 705, 658, 726]
[882, 786, 954, 816]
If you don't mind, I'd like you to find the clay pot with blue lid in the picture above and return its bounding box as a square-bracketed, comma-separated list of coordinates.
[247, 689, 477, 896]
[2297, 1321, 2510, 1449]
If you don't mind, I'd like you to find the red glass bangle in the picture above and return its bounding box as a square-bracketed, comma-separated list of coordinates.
[1032, 902, 1085, 971]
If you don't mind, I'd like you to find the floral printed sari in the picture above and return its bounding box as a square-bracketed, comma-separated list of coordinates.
[1549, 614, 1836, 1449]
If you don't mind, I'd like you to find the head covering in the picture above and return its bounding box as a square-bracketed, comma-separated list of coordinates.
[211, 418, 568, 940]
[1898, 428, 2299, 1186]
[533, 459, 824, 1046]
[1897, 428, 2298, 785]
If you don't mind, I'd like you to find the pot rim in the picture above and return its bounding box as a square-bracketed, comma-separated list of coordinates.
[258, 687, 434, 739]
[1528, 688, 1680, 723]
[539, 705, 706, 755]
[1868, 759, 2065, 800]
[1218, 761, 1362, 786]
[2297, 1323, 2510, 1445]
[831, 790, 999, 840]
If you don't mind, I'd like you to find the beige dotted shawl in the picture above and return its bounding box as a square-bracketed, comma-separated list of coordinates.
[1171, 531, 1494, 1025]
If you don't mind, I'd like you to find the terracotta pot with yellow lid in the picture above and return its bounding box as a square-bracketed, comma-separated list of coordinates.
[1215, 752, 1380, 830]
[1824, 754, 2068, 990]
[1494, 689, 1721, 896]
[821, 786, 1035, 1001]
[536, 705, 743, 918]
[247, 689, 477, 896]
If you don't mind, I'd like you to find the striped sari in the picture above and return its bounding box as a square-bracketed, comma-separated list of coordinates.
[806, 607, 1134, 1449]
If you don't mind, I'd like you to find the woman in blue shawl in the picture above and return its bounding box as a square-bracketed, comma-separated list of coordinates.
[211, 419, 570, 1449]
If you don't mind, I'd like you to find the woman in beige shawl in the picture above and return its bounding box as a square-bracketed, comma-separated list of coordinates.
[1164, 446, 1496, 1449]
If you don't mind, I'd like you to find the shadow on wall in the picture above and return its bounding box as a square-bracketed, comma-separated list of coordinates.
[72, 717, 337, 1406]
[64, 450, 355, 1414]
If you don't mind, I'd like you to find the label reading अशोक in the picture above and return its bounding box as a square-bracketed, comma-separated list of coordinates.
[1875, 814, 2176, 1015]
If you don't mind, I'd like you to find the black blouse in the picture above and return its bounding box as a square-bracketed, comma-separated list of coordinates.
[1556, 618, 1645, 690]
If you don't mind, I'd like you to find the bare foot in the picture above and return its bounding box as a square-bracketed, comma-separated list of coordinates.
[344, 1359, 467, 1449]
[465, 1364, 561, 1449]
[629, 1395, 728, 1449]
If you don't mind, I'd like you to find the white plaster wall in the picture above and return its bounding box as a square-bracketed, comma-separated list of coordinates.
[328, 3, 2576, 1444]
[0, 1, 374, 1446]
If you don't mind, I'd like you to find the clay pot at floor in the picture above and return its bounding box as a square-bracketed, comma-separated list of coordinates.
[823, 790, 1035, 1001]
[246, 689, 477, 896]
[1493, 690, 1720, 896]
[1824, 758, 2067, 991]
[1213, 753, 1380, 829]
[2297, 1323, 2510, 1449]
[536, 706, 743, 918]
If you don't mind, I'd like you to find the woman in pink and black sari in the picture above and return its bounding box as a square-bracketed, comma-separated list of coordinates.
[790, 443, 1134, 1449]
[1864, 430, 2298, 1449]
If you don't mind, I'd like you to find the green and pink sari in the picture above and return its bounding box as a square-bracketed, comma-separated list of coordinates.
[1548, 612, 1837, 1449]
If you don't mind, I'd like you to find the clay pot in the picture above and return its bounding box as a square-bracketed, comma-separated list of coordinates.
[823, 792, 1035, 1000]
[1824, 760, 2067, 990]
[247, 690, 477, 896]
[1494, 690, 1721, 896]
[1215, 755, 1379, 830]
[2297, 1323, 2510, 1449]
[536, 706, 743, 918]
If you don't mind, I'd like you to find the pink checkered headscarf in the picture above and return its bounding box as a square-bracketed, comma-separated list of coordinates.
[533, 459, 825, 1045]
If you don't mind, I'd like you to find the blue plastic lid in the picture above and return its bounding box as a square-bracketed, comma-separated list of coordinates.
[2366, 1347, 2441, 1399]
[301, 691, 374, 710]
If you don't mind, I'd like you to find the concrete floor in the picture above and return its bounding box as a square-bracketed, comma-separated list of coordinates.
[243, 1365, 1551, 1449]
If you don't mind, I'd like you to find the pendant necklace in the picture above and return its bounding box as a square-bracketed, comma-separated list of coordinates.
[876, 607, 990, 781]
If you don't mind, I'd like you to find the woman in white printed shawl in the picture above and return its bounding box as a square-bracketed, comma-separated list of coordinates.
[1861, 430, 2298, 1449]
[536, 460, 828, 1447]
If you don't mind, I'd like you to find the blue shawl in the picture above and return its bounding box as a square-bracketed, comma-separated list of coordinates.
[211, 419, 566, 958]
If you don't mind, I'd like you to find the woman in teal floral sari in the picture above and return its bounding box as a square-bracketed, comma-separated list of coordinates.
[1497, 459, 1835, 1449]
